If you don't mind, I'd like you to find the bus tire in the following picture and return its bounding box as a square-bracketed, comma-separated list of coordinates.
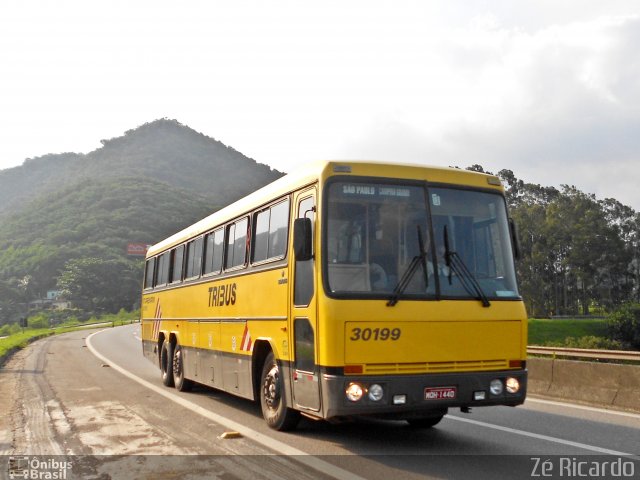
[173, 344, 193, 392]
[406, 413, 445, 428]
[160, 339, 175, 387]
[259, 351, 300, 431]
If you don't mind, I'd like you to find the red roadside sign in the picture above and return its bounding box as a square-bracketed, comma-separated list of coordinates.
[127, 243, 150, 256]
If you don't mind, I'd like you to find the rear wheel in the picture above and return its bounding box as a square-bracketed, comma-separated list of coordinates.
[160, 339, 174, 387]
[173, 344, 193, 392]
[259, 351, 300, 431]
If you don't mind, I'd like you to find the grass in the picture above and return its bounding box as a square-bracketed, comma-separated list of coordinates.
[0, 328, 55, 359]
[0, 311, 139, 365]
[528, 318, 609, 346]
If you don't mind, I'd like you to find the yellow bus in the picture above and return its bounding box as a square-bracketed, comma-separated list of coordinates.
[141, 161, 527, 430]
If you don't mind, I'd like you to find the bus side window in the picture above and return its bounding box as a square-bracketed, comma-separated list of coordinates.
[253, 208, 270, 263]
[204, 228, 224, 275]
[155, 252, 170, 287]
[144, 258, 155, 289]
[269, 199, 289, 259]
[185, 236, 204, 279]
[252, 198, 290, 264]
[226, 217, 249, 269]
[170, 245, 184, 284]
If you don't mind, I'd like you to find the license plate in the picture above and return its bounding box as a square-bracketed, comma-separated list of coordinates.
[424, 386, 457, 400]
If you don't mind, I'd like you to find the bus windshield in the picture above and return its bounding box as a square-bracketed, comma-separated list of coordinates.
[325, 180, 519, 301]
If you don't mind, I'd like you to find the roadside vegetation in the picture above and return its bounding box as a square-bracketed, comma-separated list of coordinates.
[528, 318, 616, 348]
[0, 308, 139, 363]
[467, 165, 639, 319]
[529, 302, 640, 350]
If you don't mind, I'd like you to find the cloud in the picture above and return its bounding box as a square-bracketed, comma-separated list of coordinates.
[344, 14, 640, 210]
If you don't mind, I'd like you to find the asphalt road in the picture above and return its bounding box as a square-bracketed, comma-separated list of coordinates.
[1, 324, 639, 480]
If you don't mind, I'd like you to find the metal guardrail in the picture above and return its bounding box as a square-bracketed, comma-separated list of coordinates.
[527, 346, 640, 361]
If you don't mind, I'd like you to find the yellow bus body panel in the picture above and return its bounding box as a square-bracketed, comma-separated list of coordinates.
[319, 297, 527, 373]
[141, 267, 289, 359]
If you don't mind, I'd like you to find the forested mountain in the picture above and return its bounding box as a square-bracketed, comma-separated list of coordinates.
[0, 119, 283, 323]
[0, 119, 281, 219]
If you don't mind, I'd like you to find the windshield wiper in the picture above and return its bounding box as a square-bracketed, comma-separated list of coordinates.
[387, 225, 429, 307]
[443, 226, 491, 308]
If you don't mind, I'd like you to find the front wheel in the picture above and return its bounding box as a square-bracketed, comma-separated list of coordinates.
[259, 351, 300, 431]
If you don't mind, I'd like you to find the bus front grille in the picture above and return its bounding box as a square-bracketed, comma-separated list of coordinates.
[363, 359, 508, 374]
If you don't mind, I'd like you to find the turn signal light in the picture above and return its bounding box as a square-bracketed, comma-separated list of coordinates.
[344, 365, 364, 374]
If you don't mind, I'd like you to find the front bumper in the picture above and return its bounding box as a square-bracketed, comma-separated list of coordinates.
[320, 368, 527, 419]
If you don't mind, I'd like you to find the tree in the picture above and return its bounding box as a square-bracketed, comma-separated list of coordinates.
[494, 169, 638, 317]
[0, 279, 22, 326]
[607, 303, 640, 350]
[57, 258, 142, 314]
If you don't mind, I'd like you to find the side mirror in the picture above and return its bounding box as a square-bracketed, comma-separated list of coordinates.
[293, 218, 313, 261]
[509, 218, 521, 260]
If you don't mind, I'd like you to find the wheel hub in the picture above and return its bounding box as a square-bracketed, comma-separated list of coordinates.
[173, 349, 181, 377]
[263, 365, 280, 408]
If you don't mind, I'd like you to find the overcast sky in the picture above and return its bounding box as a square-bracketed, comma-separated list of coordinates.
[1, 1, 639, 210]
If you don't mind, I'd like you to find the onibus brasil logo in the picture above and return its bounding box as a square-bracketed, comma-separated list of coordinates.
[8, 456, 73, 479]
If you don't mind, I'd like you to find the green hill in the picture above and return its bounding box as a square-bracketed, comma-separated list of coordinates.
[0, 119, 281, 219]
[0, 119, 284, 323]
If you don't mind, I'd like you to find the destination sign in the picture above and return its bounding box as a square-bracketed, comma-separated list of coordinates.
[340, 184, 412, 198]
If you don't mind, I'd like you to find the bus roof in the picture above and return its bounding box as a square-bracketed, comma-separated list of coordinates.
[146, 160, 503, 257]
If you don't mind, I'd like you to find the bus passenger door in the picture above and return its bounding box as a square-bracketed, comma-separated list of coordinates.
[291, 190, 321, 412]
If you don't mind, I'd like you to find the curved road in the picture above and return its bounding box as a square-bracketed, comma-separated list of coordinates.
[1, 325, 639, 479]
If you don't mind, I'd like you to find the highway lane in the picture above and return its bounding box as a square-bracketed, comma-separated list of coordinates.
[3, 324, 640, 479]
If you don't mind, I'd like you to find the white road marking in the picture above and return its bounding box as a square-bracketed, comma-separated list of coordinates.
[85, 329, 366, 480]
[526, 397, 640, 419]
[447, 416, 637, 457]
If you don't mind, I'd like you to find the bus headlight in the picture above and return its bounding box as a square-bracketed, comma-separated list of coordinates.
[368, 384, 384, 402]
[346, 383, 364, 402]
[489, 379, 503, 396]
[506, 377, 520, 394]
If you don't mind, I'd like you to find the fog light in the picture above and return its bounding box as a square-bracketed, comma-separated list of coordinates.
[346, 383, 364, 402]
[368, 384, 384, 401]
[474, 391, 486, 401]
[393, 394, 407, 405]
[506, 377, 520, 394]
[489, 379, 503, 396]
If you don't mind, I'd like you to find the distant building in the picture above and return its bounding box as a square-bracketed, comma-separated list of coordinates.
[29, 291, 71, 310]
[47, 290, 62, 300]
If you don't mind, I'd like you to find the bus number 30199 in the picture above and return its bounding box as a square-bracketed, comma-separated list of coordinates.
[349, 327, 401, 341]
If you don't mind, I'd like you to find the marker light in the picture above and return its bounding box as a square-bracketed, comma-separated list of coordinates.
[489, 379, 503, 396]
[474, 391, 486, 401]
[393, 394, 407, 405]
[506, 377, 520, 394]
[368, 384, 384, 402]
[346, 383, 364, 402]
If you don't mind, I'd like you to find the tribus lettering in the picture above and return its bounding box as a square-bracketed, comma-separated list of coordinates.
[208, 283, 237, 307]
